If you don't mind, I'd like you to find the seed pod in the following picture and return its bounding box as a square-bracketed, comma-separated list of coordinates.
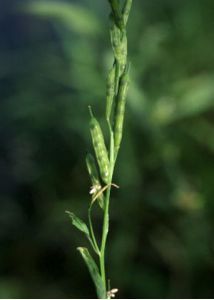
[110, 23, 127, 76]
[122, 0, 133, 25]
[114, 64, 130, 155]
[86, 153, 99, 184]
[89, 111, 110, 184]
[108, 0, 124, 30]
[106, 65, 116, 121]
[86, 153, 104, 209]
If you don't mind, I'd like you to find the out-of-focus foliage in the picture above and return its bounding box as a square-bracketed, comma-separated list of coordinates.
[22, 1, 102, 36]
[0, 0, 214, 298]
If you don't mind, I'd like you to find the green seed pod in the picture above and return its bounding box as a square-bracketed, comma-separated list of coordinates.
[108, 0, 124, 30]
[89, 111, 110, 184]
[86, 153, 104, 209]
[86, 153, 99, 184]
[106, 65, 116, 121]
[114, 64, 130, 155]
[110, 23, 127, 75]
[122, 0, 133, 25]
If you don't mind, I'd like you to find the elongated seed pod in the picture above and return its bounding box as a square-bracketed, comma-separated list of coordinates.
[86, 153, 104, 209]
[110, 23, 127, 76]
[89, 114, 110, 184]
[114, 64, 130, 155]
[108, 0, 124, 30]
[106, 65, 116, 121]
[122, 0, 133, 25]
[86, 153, 99, 184]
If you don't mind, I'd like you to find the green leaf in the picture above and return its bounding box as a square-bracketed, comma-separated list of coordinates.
[77, 247, 106, 299]
[66, 211, 100, 255]
[66, 211, 90, 237]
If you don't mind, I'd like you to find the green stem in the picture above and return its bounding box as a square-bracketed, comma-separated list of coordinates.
[99, 125, 115, 297]
[88, 204, 100, 256]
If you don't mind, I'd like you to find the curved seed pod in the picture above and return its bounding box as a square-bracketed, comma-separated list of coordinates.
[89, 112, 110, 184]
[114, 63, 130, 155]
[106, 65, 116, 121]
[86, 153, 104, 209]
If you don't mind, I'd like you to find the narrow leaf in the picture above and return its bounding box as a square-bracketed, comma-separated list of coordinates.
[66, 211, 90, 236]
[77, 247, 106, 299]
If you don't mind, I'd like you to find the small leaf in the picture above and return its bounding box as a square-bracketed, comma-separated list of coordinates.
[66, 211, 90, 236]
[77, 247, 106, 299]
[66, 211, 100, 255]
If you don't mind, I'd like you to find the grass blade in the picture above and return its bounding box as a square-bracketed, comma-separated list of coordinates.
[77, 247, 106, 299]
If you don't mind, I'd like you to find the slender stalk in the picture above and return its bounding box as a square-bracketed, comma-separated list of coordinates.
[98, 0, 132, 296]
[68, 2, 133, 298]
[100, 125, 115, 296]
[88, 205, 100, 256]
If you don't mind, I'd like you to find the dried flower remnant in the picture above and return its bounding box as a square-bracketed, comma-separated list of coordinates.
[107, 288, 119, 299]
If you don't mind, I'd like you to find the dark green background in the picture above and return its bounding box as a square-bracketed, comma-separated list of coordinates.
[0, 0, 214, 298]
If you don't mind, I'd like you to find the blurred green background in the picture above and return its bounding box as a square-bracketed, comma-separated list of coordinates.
[1, 0, 214, 298]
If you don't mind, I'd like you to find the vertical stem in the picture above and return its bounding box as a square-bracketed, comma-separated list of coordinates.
[98, 1, 132, 297]
[100, 125, 115, 297]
